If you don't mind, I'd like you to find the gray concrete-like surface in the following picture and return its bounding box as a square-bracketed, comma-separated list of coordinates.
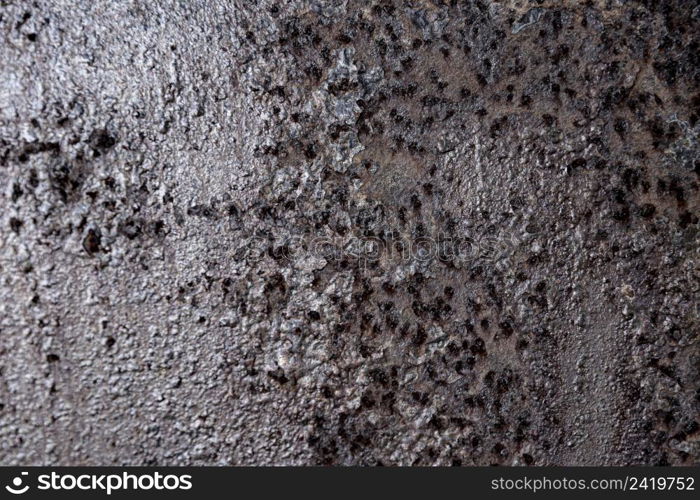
[0, 0, 698, 465]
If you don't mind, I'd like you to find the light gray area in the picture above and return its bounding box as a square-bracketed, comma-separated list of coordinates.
[0, 0, 698, 465]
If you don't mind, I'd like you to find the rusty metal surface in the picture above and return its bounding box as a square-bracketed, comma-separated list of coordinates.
[0, 0, 698, 465]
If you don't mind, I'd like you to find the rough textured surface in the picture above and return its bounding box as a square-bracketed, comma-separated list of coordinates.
[0, 0, 698, 465]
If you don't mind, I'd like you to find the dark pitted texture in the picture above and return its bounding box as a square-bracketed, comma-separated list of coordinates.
[0, 0, 698, 465]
